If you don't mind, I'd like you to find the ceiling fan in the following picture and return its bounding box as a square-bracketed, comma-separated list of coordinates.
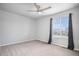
[27, 3, 52, 14]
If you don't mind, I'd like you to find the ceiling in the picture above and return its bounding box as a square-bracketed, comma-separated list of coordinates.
[0, 3, 79, 19]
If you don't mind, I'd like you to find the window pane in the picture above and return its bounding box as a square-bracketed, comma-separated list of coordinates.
[53, 16, 69, 36]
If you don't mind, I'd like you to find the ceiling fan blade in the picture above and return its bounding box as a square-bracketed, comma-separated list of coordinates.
[27, 10, 37, 12]
[34, 3, 37, 7]
[34, 3, 38, 9]
[39, 6, 51, 12]
[34, 3, 40, 12]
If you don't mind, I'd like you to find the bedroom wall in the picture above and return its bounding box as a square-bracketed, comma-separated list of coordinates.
[36, 6, 79, 51]
[0, 10, 36, 46]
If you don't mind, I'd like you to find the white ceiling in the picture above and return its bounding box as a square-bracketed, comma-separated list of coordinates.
[0, 3, 79, 19]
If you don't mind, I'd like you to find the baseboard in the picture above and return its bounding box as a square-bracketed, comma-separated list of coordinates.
[52, 42, 67, 48]
[37, 39, 48, 43]
[74, 48, 79, 51]
[53, 42, 79, 51]
[0, 39, 34, 47]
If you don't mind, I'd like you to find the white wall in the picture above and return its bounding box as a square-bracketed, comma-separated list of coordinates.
[0, 10, 36, 46]
[37, 6, 79, 51]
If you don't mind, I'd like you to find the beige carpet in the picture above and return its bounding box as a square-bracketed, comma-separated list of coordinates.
[0, 40, 79, 56]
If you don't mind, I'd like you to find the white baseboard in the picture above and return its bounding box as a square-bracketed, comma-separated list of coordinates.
[39, 39, 48, 42]
[0, 39, 34, 47]
[74, 48, 79, 51]
[53, 42, 79, 51]
[52, 42, 67, 48]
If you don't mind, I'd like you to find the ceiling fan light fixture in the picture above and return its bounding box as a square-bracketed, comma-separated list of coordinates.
[26, 3, 52, 14]
[38, 12, 42, 14]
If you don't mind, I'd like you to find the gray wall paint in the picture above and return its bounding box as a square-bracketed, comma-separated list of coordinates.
[0, 10, 36, 46]
[37, 6, 79, 51]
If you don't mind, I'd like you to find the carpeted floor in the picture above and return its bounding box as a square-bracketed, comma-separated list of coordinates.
[0, 40, 79, 56]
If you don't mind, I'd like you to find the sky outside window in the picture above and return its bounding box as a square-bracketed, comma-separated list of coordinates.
[53, 15, 69, 36]
[53, 16, 69, 30]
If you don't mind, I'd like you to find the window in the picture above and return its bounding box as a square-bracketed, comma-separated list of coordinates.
[53, 16, 69, 37]
[52, 15, 69, 47]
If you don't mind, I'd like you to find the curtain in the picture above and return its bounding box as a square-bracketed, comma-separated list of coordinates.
[68, 13, 74, 50]
[48, 18, 53, 44]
